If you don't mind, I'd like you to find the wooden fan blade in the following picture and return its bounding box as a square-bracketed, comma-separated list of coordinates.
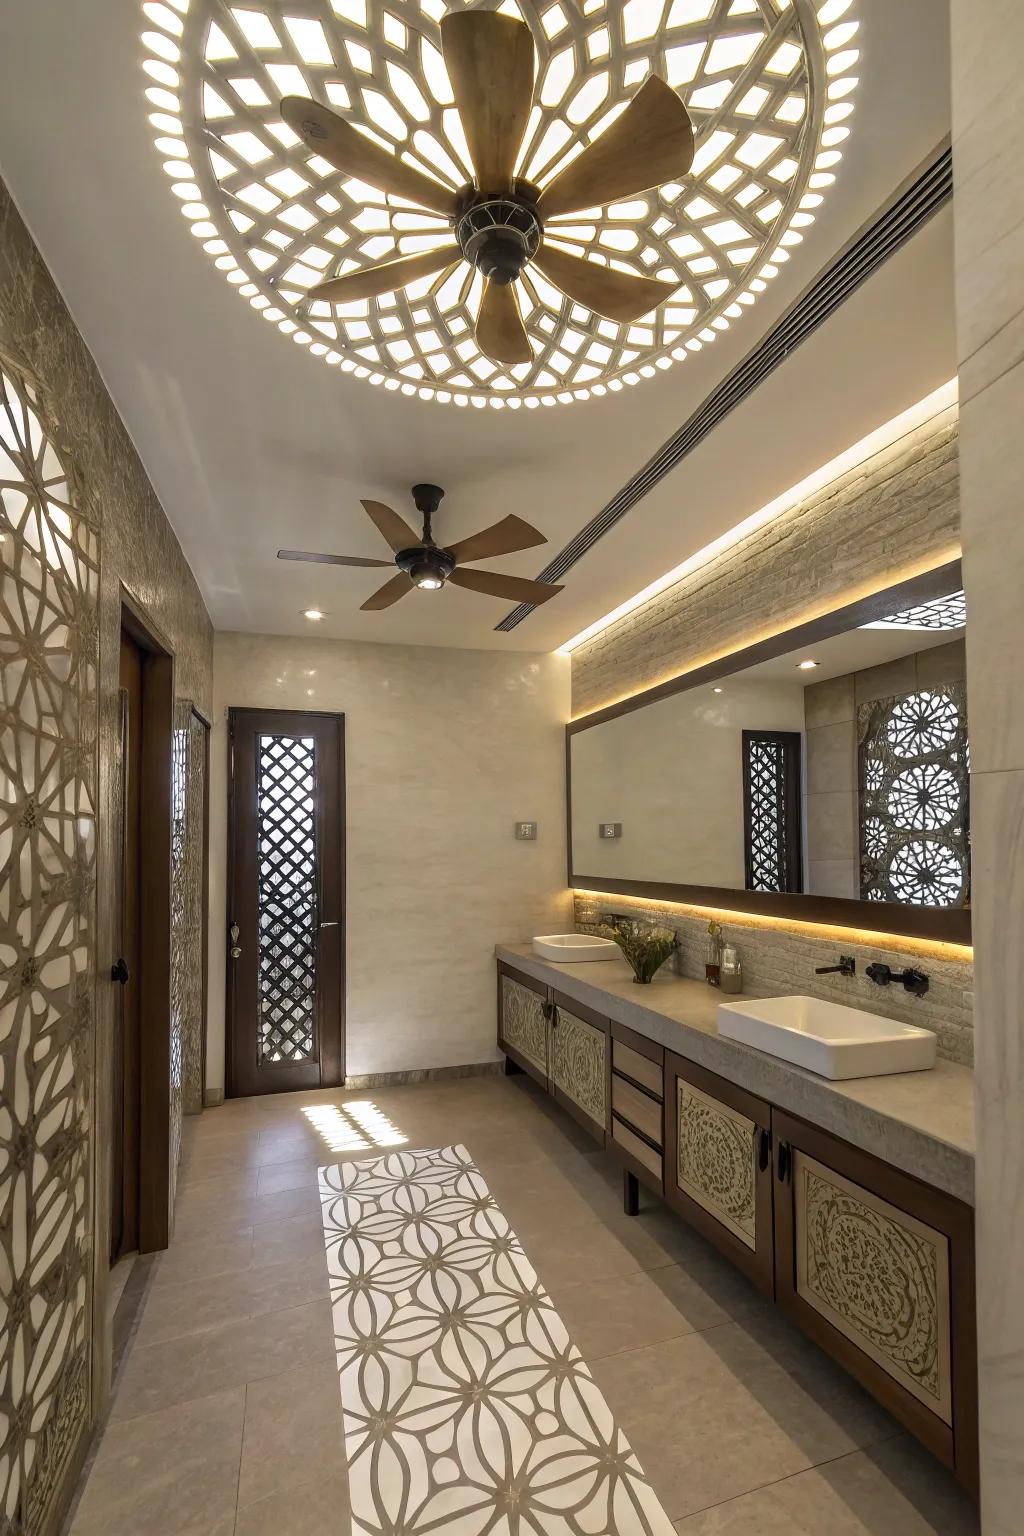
[440, 10, 535, 192]
[532, 244, 675, 322]
[311, 246, 461, 305]
[360, 572, 415, 610]
[448, 567, 563, 604]
[476, 280, 532, 366]
[536, 77, 694, 220]
[361, 499, 422, 553]
[277, 549, 392, 567]
[446, 515, 546, 565]
[280, 97, 457, 215]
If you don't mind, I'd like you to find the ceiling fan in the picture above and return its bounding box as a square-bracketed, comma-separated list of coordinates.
[278, 484, 563, 611]
[279, 8, 695, 367]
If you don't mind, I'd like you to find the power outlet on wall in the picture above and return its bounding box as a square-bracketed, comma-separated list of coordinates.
[599, 823, 622, 839]
[514, 821, 538, 840]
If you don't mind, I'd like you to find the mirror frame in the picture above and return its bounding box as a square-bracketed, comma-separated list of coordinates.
[566, 560, 970, 945]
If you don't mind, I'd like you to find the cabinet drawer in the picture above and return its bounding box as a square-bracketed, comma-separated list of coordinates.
[612, 1117, 662, 1180]
[611, 1076, 662, 1145]
[612, 1039, 662, 1098]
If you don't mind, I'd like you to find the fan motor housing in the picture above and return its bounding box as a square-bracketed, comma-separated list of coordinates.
[395, 545, 456, 587]
[456, 195, 542, 285]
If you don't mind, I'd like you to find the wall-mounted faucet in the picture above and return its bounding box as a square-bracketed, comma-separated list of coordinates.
[815, 955, 856, 977]
[866, 961, 929, 997]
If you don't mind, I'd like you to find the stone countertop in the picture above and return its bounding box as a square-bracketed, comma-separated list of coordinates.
[495, 944, 975, 1206]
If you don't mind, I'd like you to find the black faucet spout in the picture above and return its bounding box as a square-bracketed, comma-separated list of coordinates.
[815, 955, 855, 977]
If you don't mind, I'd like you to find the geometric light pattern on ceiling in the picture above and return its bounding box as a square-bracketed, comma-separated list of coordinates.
[861, 590, 967, 632]
[140, 0, 859, 408]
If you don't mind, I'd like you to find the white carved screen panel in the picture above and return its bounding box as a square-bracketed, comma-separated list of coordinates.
[0, 359, 99, 1533]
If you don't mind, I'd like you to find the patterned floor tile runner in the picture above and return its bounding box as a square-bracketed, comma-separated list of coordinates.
[319, 1145, 675, 1535]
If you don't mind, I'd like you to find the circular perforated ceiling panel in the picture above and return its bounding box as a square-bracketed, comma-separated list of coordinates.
[140, 0, 859, 408]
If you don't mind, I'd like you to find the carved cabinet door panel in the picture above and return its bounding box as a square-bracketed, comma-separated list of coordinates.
[497, 966, 550, 1087]
[550, 992, 608, 1144]
[772, 1109, 977, 1494]
[664, 1053, 774, 1296]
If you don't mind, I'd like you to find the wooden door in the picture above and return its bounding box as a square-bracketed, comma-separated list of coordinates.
[497, 964, 550, 1086]
[550, 991, 608, 1143]
[772, 1108, 977, 1492]
[664, 1053, 775, 1296]
[227, 709, 344, 1097]
[111, 629, 143, 1262]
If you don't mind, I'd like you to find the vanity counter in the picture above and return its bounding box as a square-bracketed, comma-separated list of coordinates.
[495, 943, 975, 1204]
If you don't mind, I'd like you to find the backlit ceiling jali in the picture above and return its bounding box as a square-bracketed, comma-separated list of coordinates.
[140, 0, 859, 408]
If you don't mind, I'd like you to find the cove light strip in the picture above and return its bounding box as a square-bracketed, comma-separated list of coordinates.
[554, 378, 959, 656]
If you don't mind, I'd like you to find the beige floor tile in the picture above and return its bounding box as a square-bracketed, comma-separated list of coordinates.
[111, 1298, 335, 1420]
[135, 1253, 330, 1346]
[234, 1473, 351, 1536]
[592, 1316, 899, 1520]
[671, 1436, 979, 1533]
[550, 1258, 770, 1361]
[69, 1387, 244, 1536]
[237, 1357, 345, 1508]
[257, 1157, 326, 1195]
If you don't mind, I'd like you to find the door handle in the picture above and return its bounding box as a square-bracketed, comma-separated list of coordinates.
[318, 920, 339, 929]
[757, 1127, 771, 1173]
[777, 1140, 792, 1184]
[111, 957, 130, 985]
[229, 923, 241, 960]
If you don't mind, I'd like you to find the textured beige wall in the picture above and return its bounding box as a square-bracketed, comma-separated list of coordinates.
[952, 0, 1024, 1524]
[0, 179, 213, 1531]
[209, 632, 570, 1091]
[571, 404, 960, 719]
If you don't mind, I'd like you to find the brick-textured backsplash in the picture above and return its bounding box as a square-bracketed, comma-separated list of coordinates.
[574, 891, 973, 1065]
[571, 407, 960, 719]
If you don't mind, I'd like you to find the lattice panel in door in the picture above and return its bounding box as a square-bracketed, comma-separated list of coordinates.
[256, 734, 318, 1064]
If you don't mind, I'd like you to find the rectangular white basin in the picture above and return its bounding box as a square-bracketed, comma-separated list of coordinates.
[717, 995, 937, 1080]
[532, 933, 618, 962]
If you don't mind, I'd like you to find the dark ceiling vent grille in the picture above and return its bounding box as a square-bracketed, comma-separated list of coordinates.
[495, 142, 953, 633]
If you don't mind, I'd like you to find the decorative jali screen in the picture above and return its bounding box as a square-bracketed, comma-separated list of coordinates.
[742, 729, 802, 893]
[858, 685, 970, 906]
[256, 734, 318, 1064]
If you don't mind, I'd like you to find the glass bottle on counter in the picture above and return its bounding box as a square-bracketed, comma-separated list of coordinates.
[720, 943, 743, 994]
[705, 919, 723, 987]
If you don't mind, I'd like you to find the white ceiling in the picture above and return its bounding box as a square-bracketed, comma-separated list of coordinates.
[0, 0, 953, 653]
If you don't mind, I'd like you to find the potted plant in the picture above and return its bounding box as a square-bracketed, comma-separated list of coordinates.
[602, 917, 677, 985]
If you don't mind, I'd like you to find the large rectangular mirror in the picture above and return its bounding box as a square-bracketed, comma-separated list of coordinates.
[568, 563, 969, 942]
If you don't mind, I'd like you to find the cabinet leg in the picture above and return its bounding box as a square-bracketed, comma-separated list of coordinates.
[623, 1169, 640, 1216]
[502, 1055, 523, 1076]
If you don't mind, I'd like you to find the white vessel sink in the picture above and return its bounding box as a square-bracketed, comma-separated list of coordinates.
[717, 995, 937, 1080]
[532, 933, 619, 962]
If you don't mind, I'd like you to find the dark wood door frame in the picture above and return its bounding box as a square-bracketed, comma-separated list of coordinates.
[119, 589, 175, 1254]
[191, 704, 212, 1109]
[226, 707, 346, 1098]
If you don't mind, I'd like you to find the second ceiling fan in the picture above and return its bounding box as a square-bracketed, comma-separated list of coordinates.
[280, 8, 695, 367]
[279, 484, 563, 611]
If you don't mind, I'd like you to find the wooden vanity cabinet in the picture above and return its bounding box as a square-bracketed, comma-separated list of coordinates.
[496, 963, 550, 1087]
[664, 1052, 775, 1297]
[772, 1108, 978, 1494]
[549, 991, 608, 1145]
[496, 965, 608, 1144]
[607, 1023, 664, 1195]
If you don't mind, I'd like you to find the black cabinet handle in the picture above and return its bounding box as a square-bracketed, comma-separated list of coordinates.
[111, 957, 130, 986]
[757, 1127, 771, 1172]
[777, 1140, 792, 1184]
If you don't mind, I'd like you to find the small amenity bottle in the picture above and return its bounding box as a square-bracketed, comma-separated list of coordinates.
[720, 943, 743, 994]
[705, 919, 722, 987]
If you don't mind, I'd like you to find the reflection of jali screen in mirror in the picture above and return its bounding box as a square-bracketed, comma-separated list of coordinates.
[857, 684, 969, 907]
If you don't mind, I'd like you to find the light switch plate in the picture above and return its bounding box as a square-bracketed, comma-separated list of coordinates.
[514, 821, 537, 840]
[599, 823, 622, 839]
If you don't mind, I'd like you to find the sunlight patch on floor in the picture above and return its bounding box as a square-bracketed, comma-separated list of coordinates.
[302, 1101, 408, 1152]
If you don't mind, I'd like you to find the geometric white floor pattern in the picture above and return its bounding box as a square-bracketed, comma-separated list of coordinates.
[319, 1145, 677, 1535]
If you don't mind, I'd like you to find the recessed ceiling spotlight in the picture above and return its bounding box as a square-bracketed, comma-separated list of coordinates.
[713, 686, 724, 693]
[303, 608, 325, 621]
[797, 659, 820, 670]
